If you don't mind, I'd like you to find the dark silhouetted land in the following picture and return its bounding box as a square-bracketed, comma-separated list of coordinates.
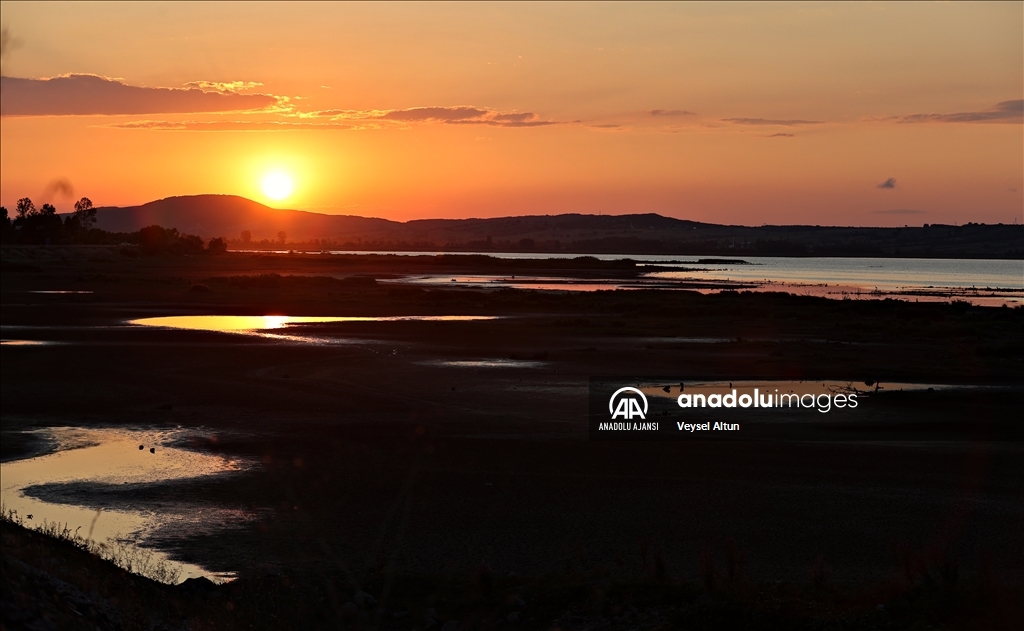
[1, 248, 1022, 629]
[77, 194, 1024, 258]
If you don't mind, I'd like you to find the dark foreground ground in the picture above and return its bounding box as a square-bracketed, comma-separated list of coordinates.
[1, 248, 1022, 629]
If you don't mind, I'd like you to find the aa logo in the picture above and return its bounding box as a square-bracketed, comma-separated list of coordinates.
[609, 387, 648, 420]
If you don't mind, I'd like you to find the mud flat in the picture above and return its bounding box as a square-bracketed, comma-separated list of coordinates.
[2, 251, 1022, 599]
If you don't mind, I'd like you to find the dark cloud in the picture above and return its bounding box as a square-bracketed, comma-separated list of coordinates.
[765, 132, 794, 137]
[650, 109, 696, 117]
[872, 209, 925, 215]
[722, 118, 823, 126]
[877, 178, 897, 189]
[891, 100, 1023, 124]
[0, 74, 278, 116]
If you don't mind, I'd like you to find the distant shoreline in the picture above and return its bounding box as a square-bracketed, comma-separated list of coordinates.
[29, 195, 1020, 260]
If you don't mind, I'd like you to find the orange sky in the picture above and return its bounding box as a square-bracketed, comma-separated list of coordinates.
[1, 2, 1021, 226]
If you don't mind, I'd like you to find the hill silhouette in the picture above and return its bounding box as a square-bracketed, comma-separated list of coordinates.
[86, 194, 1023, 258]
[92, 195, 396, 242]
[91, 195, 713, 245]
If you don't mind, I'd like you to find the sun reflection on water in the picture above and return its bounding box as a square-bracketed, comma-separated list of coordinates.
[130, 314, 498, 333]
[0, 427, 252, 584]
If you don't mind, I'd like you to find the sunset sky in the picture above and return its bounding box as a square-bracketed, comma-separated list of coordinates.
[1, 2, 1021, 226]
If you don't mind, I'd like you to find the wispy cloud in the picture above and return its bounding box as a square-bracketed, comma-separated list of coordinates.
[381, 106, 490, 122]
[887, 99, 1023, 124]
[721, 117, 823, 126]
[182, 80, 264, 93]
[103, 119, 366, 132]
[0, 74, 278, 116]
[765, 132, 794, 137]
[297, 105, 559, 127]
[877, 178, 897, 189]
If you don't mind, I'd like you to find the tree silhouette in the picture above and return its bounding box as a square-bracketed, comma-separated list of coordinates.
[16, 198, 36, 219]
[277, 231, 286, 244]
[241, 230, 252, 244]
[73, 197, 97, 230]
[207, 237, 227, 254]
[0, 206, 11, 243]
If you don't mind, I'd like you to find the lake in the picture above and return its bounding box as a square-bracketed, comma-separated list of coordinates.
[335, 254, 1023, 306]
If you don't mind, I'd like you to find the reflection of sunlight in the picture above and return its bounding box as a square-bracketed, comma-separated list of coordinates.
[0, 427, 250, 583]
[419, 359, 545, 368]
[130, 315, 498, 333]
[263, 316, 288, 329]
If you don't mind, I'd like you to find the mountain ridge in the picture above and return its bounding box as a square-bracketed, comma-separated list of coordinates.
[84, 194, 1023, 258]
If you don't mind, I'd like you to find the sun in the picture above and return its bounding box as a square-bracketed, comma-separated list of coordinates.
[261, 172, 294, 201]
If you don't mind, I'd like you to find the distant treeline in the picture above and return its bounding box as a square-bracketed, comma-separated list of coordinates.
[1, 197, 227, 255]
[228, 223, 1024, 259]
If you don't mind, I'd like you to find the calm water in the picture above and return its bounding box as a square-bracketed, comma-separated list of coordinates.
[644, 257, 1022, 291]
[0, 427, 251, 583]
[235, 248, 1023, 283]
[130, 315, 498, 337]
[353, 255, 1021, 306]
[231, 250, 1022, 304]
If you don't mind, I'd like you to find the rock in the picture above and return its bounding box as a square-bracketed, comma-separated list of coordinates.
[424, 617, 437, 629]
[506, 611, 522, 623]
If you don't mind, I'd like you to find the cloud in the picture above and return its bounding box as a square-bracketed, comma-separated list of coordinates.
[0, 74, 278, 116]
[380, 106, 490, 122]
[889, 100, 1023, 124]
[294, 105, 558, 127]
[380, 106, 557, 126]
[877, 178, 897, 189]
[721, 118, 823, 126]
[182, 80, 264, 93]
[103, 119, 365, 132]
[872, 209, 925, 215]
[650, 109, 696, 117]
[490, 112, 538, 123]
[765, 132, 794, 137]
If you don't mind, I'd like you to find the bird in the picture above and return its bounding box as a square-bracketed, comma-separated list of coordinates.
[150, 447, 155, 454]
